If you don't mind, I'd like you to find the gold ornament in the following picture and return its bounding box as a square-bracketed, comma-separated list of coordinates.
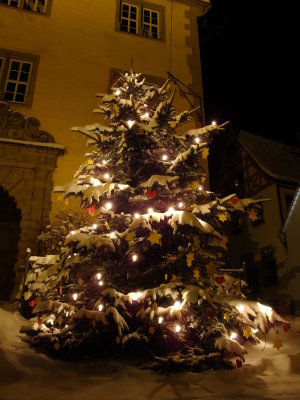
[193, 269, 200, 279]
[169, 121, 176, 128]
[243, 326, 251, 339]
[105, 221, 110, 229]
[113, 103, 119, 113]
[200, 176, 206, 184]
[202, 147, 209, 160]
[192, 180, 200, 191]
[147, 230, 162, 246]
[273, 336, 283, 350]
[87, 159, 94, 165]
[224, 311, 230, 322]
[218, 213, 228, 222]
[152, 302, 158, 310]
[57, 316, 63, 327]
[149, 326, 155, 335]
[180, 139, 185, 145]
[56, 194, 63, 202]
[165, 273, 168, 281]
[186, 252, 194, 267]
[206, 261, 217, 275]
[248, 209, 258, 222]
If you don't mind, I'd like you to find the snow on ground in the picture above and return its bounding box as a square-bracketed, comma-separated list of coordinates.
[0, 305, 299, 400]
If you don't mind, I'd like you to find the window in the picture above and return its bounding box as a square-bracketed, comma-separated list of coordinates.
[0, 49, 39, 106]
[0, 0, 52, 15]
[116, 1, 165, 41]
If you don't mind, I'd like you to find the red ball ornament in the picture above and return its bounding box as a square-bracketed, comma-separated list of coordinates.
[236, 359, 243, 368]
[231, 197, 239, 205]
[28, 299, 36, 308]
[283, 324, 289, 332]
[215, 276, 225, 285]
[146, 190, 157, 199]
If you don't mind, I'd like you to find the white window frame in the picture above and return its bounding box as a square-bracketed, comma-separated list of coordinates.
[0, 0, 52, 15]
[120, 2, 139, 34]
[142, 7, 160, 39]
[0, 49, 39, 107]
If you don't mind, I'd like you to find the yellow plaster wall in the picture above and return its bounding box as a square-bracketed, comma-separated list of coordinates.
[0, 0, 206, 215]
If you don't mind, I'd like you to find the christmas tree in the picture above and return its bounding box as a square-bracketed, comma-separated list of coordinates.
[20, 71, 286, 370]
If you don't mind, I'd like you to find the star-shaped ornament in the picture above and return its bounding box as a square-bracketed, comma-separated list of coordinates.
[149, 326, 155, 335]
[206, 262, 217, 275]
[180, 139, 185, 145]
[218, 213, 228, 222]
[248, 209, 258, 222]
[243, 326, 251, 339]
[126, 231, 136, 242]
[147, 230, 162, 246]
[217, 252, 223, 259]
[202, 147, 209, 160]
[164, 273, 168, 281]
[113, 103, 119, 113]
[193, 236, 200, 251]
[200, 176, 206, 184]
[186, 252, 194, 267]
[169, 121, 176, 128]
[273, 336, 283, 350]
[87, 159, 94, 165]
[224, 311, 231, 322]
[193, 269, 200, 279]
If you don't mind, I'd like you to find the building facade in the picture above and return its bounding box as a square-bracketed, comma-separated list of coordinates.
[0, 0, 210, 299]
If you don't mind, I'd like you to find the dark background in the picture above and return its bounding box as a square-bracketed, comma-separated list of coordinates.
[198, 0, 300, 146]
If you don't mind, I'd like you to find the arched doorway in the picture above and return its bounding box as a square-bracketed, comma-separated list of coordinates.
[0, 188, 21, 300]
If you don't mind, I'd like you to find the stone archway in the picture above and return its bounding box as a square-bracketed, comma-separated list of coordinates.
[0, 102, 64, 299]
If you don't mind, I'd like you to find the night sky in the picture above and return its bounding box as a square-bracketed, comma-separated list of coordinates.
[198, 0, 300, 146]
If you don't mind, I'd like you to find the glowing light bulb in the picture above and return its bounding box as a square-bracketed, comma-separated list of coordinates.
[134, 213, 140, 219]
[48, 319, 54, 325]
[148, 208, 153, 215]
[198, 185, 204, 191]
[96, 273, 102, 280]
[110, 231, 116, 239]
[168, 207, 174, 213]
[102, 159, 107, 165]
[143, 112, 149, 118]
[236, 304, 245, 313]
[195, 137, 200, 144]
[115, 89, 120, 96]
[66, 311, 69, 317]
[125, 73, 128, 77]
[98, 304, 103, 311]
[162, 154, 168, 161]
[178, 202, 184, 208]
[127, 120, 134, 129]
[230, 332, 237, 340]
[104, 173, 110, 180]
[144, 103, 147, 107]
[93, 224, 97, 230]
[253, 328, 258, 334]
[212, 120, 217, 126]
[105, 202, 112, 210]
[92, 178, 101, 187]
[71, 231, 75, 235]
[126, 85, 129, 89]
[175, 324, 181, 333]
[73, 293, 78, 301]
[98, 281, 103, 286]
[131, 292, 142, 301]
[65, 325, 68, 328]
[158, 317, 163, 324]
[132, 254, 138, 262]
[258, 303, 272, 318]
[173, 301, 182, 310]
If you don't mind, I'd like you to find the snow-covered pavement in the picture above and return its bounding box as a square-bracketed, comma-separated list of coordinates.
[0, 306, 299, 400]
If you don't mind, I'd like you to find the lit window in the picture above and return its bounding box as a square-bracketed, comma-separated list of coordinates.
[142, 8, 159, 39]
[0, 50, 39, 106]
[120, 2, 138, 34]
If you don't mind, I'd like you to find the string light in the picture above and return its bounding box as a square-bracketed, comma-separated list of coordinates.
[230, 332, 237, 340]
[48, 319, 54, 325]
[96, 273, 102, 280]
[143, 112, 149, 118]
[105, 202, 112, 210]
[134, 213, 140, 219]
[110, 231, 116, 239]
[175, 324, 181, 333]
[71, 231, 75, 235]
[158, 317, 163, 324]
[172, 301, 182, 310]
[98, 304, 103, 311]
[66, 311, 69, 317]
[258, 303, 272, 318]
[132, 254, 138, 262]
[115, 89, 120, 96]
[102, 159, 107, 165]
[178, 202, 184, 208]
[195, 137, 200, 144]
[127, 120, 134, 129]
[253, 328, 258, 333]
[130, 292, 142, 301]
[104, 173, 110, 180]
[92, 178, 101, 187]
[162, 154, 168, 161]
[148, 208, 153, 215]
[98, 281, 103, 286]
[212, 120, 217, 126]
[73, 293, 78, 301]
[236, 304, 245, 312]
[198, 185, 204, 191]
[168, 207, 174, 213]
[93, 224, 97, 230]
[65, 325, 68, 328]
